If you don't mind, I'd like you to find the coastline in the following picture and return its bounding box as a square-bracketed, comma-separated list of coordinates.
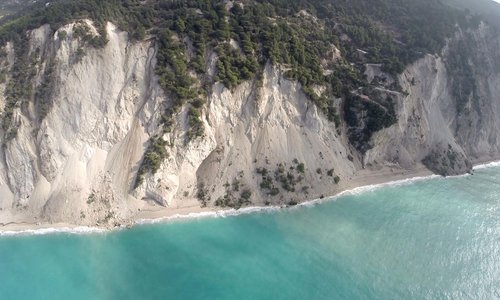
[1, 158, 499, 236]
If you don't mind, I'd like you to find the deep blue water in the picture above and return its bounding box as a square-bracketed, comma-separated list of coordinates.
[1, 166, 500, 299]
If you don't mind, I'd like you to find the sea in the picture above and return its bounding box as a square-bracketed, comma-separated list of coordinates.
[1, 163, 500, 299]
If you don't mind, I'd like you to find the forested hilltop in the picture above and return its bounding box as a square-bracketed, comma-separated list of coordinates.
[0, 0, 491, 188]
[445, 0, 500, 27]
[0, 0, 39, 20]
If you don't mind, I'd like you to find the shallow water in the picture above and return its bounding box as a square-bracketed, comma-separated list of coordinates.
[1, 166, 500, 299]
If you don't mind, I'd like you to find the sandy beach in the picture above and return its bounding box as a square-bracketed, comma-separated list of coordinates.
[1, 157, 499, 235]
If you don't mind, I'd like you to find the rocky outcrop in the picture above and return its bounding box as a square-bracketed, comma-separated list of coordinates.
[365, 23, 500, 176]
[0, 21, 499, 225]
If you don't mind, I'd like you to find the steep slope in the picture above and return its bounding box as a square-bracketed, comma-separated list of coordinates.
[0, 0, 499, 226]
[366, 23, 500, 175]
[0, 21, 355, 225]
[0, 22, 159, 225]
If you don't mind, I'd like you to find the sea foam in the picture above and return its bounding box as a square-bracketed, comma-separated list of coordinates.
[298, 174, 441, 208]
[473, 160, 500, 170]
[0, 226, 106, 237]
[135, 206, 282, 226]
[3, 160, 500, 236]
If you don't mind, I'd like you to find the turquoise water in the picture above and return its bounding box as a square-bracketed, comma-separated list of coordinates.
[1, 167, 500, 299]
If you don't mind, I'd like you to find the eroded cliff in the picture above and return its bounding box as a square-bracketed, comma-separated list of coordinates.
[0, 19, 499, 226]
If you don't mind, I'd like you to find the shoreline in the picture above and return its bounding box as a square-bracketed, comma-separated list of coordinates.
[1, 158, 499, 236]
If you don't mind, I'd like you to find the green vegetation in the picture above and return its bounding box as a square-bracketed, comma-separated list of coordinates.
[345, 93, 397, 153]
[2, 37, 35, 140]
[214, 176, 252, 209]
[256, 160, 305, 195]
[0, 0, 44, 22]
[86, 192, 96, 205]
[0, 0, 481, 185]
[240, 189, 252, 201]
[35, 59, 56, 121]
[57, 30, 67, 40]
[444, 0, 500, 28]
[0, 1, 114, 140]
[134, 136, 168, 188]
[196, 183, 210, 207]
[75, 21, 108, 47]
[0, 0, 147, 44]
[421, 144, 470, 176]
[301, 185, 309, 194]
[74, 47, 85, 63]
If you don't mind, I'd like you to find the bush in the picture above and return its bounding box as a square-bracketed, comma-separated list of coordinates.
[75, 47, 85, 63]
[241, 190, 252, 201]
[0, 0, 475, 189]
[269, 188, 280, 196]
[134, 136, 168, 188]
[86, 193, 95, 204]
[57, 30, 67, 40]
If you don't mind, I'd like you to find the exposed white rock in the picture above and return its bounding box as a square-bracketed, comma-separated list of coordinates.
[0, 22, 160, 224]
[0, 21, 499, 225]
[366, 24, 500, 174]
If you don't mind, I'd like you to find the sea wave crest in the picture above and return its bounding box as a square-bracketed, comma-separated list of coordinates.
[135, 206, 282, 225]
[0, 226, 106, 237]
[299, 174, 441, 207]
[474, 160, 500, 170]
[4, 160, 500, 236]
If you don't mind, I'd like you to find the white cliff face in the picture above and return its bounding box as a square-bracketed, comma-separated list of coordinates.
[0, 22, 162, 224]
[0, 21, 499, 225]
[194, 64, 355, 206]
[0, 22, 357, 224]
[451, 23, 500, 158]
[365, 23, 500, 174]
[133, 64, 356, 208]
[365, 54, 463, 168]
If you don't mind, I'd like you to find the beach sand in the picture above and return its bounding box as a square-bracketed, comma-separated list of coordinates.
[1, 157, 499, 235]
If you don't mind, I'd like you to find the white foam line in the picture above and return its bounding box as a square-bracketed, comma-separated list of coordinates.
[135, 206, 282, 226]
[3, 160, 500, 236]
[136, 175, 444, 224]
[0, 226, 106, 237]
[297, 160, 500, 209]
[298, 174, 442, 208]
[473, 160, 500, 170]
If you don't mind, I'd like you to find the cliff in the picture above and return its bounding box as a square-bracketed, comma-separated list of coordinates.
[366, 23, 500, 175]
[0, 18, 499, 226]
